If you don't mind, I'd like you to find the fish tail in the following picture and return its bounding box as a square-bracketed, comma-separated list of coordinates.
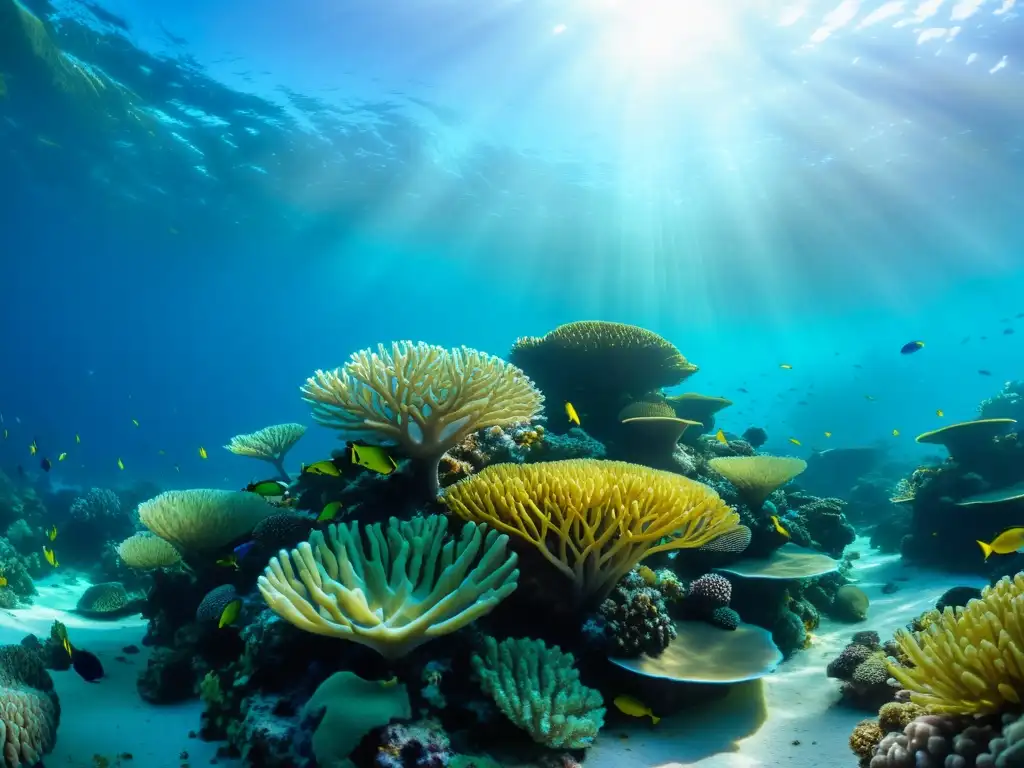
[977, 540, 993, 561]
[650, 714, 661, 725]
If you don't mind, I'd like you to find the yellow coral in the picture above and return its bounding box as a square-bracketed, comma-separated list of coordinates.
[301, 342, 543, 495]
[888, 574, 1024, 714]
[708, 455, 807, 509]
[878, 701, 923, 731]
[442, 459, 742, 603]
[849, 719, 884, 760]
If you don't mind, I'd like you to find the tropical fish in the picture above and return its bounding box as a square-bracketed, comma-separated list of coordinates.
[0, 573, 7, 588]
[350, 442, 397, 475]
[714, 429, 728, 444]
[936, 409, 944, 418]
[900, 340, 925, 354]
[318, 501, 344, 522]
[117, 458, 125, 470]
[565, 401, 581, 426]
[233, 540, 255, 559]
[40, 458, 52, 472]
[824, 431, 832, 438]
[29, 441, 37, 455]
[199, 446, 208, 459]
[61, 633, 104, 682]
[219, 599, 242, 629]
[613, 695, 660, 724]
[788, 438, 802, 446]
[47, 525, 57, 541]
[75, 434, 81, 444]
[779, 364, 792, 370]
[771, 515, 790, 538]
[979, 370, 992, 376]
[244, 479, 288, 497]
[42, 546, 58, 568]
[977, 528, 1024, 561]
[302, 459, 343, 477]
[58, 452, 67, 461]
[174, 464, 180, 473]
[1004, 328, 1015, 335]
[892, 429, 900, 437]
[132, 419, 140, 427]
[864, 395, 876, 401]
[216, 554, 240, 570]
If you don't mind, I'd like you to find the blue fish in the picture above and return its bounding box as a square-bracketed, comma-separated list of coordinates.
[233, 540, 255, 559]
[900, 340, 925, 355]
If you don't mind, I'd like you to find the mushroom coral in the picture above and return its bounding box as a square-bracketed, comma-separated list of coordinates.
[301, 341, 543, 497]
[888, 573, 1024, 714]
[709, 455, 807, 510]
[224, 422, 306, 481]
[258, 515, 519, 659]
[443, 459, 746, 604]
[915, 418, 1016, 462]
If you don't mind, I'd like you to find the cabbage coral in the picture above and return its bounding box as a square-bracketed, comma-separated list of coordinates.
[301, 342, 543, 496]
[224, 422, 306, 481]
[443, 459, 744, 603]
[258, 515, 519, 659]
[888, 573, 1024, 714]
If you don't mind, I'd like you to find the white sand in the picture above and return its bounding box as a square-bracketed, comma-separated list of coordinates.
[1, 574, 238, 768]
[588, 537, 989, 768]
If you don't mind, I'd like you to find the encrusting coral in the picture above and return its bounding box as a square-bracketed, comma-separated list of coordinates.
[443, 459, 747, 604]
[301, 341, 544, 496]
[224, 423, 307, 481]
[888, 574, 1024, 715]
[472, 636, 605, 749]
[258, 515, 519, 658]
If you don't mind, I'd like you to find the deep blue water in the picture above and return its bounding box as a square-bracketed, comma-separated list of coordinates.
[1, 0, 1023, 492]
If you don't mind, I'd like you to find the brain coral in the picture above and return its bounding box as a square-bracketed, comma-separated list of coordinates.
[75, 582, 135, 616]
[0, 644, 59, 767]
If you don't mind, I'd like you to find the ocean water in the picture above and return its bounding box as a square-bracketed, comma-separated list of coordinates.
[0, 0, 1022, 766]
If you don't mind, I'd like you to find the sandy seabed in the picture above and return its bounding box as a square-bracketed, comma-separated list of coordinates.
[2, 537, 987, 768]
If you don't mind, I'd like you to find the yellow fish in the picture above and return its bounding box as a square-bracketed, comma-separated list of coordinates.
[824, 431, 832, 438]
[216, 554, 239, 570]
[199, 446, 208, 459]
[892, 429, 900, 437]
[936, 409, 944, 418]
[47, 525, 57, 541]
[75, 434, 81, 444]
[42, 546, 58, 568]
[218, 598, 242, 629]
[29, 441, 37, 455]
[978, 528, 1024, 561]
[350, 443, 397, 475]
[771, 515, 790, 538]
[714, 429, 728, 444]
[565, 401, 581, 426]
[318, 501, 344, 523]
[303, 459, 343, 477]
[62, 635, 72, 659]
[613, 695, 660, 724]
[132, 419, 140, 427]
[0, 574, 7, 588]
[779, 364, 793, 370]
[379, 676, 399, 688]
[788, 437, 802, 446]
[58, 452, 67, 461]
[117, 458, 125, 470]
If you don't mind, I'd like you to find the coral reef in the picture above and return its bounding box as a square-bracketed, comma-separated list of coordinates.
[596, 576, 676, 657]
[0, 644, 60, 767]
[827, 632, 897, 709]
[139, 489, 274, 553]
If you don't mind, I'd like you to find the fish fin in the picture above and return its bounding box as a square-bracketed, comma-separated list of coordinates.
[651, 715, 661, 725]
[977, 540, 993, 561]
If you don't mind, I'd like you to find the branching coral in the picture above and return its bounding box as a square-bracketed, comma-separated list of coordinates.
[258, 516, 519, 659]
[472, 636, 605, 749]
[443, 459, 745, 604]
[888, 574, 1024, 715]
[139, 489, 274, 553]
[708, 456, 807, 510]
[301, 341, 543, 496]
[224, 423, 307, 481]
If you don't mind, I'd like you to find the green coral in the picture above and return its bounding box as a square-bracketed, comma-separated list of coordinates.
[471, 636, 605, 749]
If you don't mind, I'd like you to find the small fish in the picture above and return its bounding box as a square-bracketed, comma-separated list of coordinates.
[350, 442, 397, 475]
[979, 370, 992, 376]
[75, 434, 81, 444]
[47, 525, 57, 541]
[900, 340, 925, 354]
[58, 452, 67, 461]
[978, 528, 1024, 561]
[132, 419, 140, 427]
[779, 364, 792, 370]
[233, 540, 255, 559]
[714, 429, 728, 444]
[40, 458, 52, 472]
[936, 409, 944, 418]
[864, 395, 876, 401]
[29, 441, 37, 455]
[318, 500, 344, 522]
[824, 431, 832, 438]
[174, 464, 181, 473]
[1004, 328, 1015, 335]
[737, 387, 749, 393]
[42, 546, 58, 568]
[199, 446, 208, 459]
[788, 437, 802, 446]
[0, 573, 7, 588]
[565, 401, 581, 426]
[244, 479, 288, 497]
[117, 458, 125, 470]
[379, 676, 399, 688]
[302, 459, 343, 477]
[158, 449, 166, 455]
[613, 695, 660, 724]
[216, 554, 239, 570]
[219, 598, 242, 629]
[61, 632, 104, 682]
[771, 515, 790, 538]
[892, 429, 900, 437]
